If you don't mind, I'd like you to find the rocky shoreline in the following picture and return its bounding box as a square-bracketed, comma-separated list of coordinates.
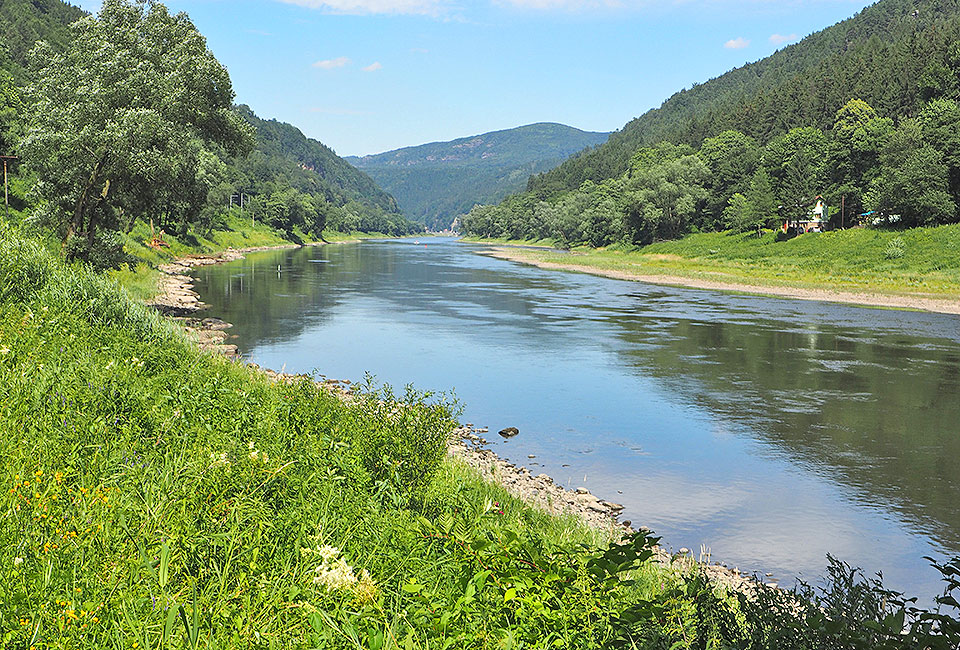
[147, 242, 768, 595]
[147, 244, 301, 357]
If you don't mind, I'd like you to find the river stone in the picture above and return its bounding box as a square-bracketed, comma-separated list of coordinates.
[498, 427, 519, 438]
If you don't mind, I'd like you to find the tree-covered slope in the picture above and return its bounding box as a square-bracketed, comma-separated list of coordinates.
[348, 123, 609, 230]
[226, 106, 414, 236]
[528, 0, 960, 198]
[0, 0, 418, 244]
[0, 0, 85, 81]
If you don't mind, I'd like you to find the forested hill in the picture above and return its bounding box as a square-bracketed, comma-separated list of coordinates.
[0, 0, 85, 81]
[347, 123, 610, 230]
[0, 0, 418, 242]
[528, 0, 960, 198]
[228, 105, 411, 235]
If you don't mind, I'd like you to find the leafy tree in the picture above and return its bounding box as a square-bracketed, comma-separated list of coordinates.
[829, 99, 894, 220]
[724, 168, 778, 234]
[765, 127, 829, 222]
[0, 71, 22, 154]
[917, 98, 960, 205]
[698, 130, 760, 228]
[21, 0, 252, 265]
[624, 152, 709, 244]
[866, 120, 955, 226]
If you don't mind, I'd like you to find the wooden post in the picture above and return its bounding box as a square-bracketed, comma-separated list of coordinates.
[0, 155, 17, 221]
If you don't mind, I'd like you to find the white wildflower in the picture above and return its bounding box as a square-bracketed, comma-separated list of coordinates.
[248, 441, 255, 450]
[209, 452, 229, 467]
[313, 558, 358, 591]
[317, 545, 340, 562]
[13, 557, 23, 567]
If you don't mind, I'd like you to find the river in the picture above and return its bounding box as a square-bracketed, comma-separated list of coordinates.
[190, 237, 960, 599]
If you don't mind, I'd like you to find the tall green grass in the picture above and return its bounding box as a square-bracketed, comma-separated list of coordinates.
[0, 229, 691, 649]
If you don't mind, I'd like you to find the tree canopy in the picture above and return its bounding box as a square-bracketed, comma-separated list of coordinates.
[21, 0, 253, 265]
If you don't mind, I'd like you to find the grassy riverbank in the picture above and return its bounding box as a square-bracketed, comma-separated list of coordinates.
[466, 225, 960, 312]
[109, 217, 401, 302]
[0, 228, 692, 648]
[4, 226, 960, 648]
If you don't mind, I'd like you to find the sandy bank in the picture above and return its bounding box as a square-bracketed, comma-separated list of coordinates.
[482, 247, 960, 315]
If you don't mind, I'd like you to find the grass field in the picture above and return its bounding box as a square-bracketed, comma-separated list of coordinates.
[0, 228, 710, 649]
[466, 225, 960, 300]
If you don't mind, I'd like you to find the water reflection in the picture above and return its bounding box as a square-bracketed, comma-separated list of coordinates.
[191, 237, 960, 598]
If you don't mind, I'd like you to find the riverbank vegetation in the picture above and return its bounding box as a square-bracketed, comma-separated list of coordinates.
[0, 0, 420, 274]
[467, 223, 960, 300]
[462, 0, 960, 262]
[4, 225, 960, 648]
[5, 0, 960, 646]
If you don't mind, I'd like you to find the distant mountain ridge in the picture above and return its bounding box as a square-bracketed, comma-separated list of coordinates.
[347, 123, 610, 230]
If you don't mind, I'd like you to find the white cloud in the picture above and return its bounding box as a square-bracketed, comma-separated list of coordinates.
[313, 56, 351, 69]
[769, 33, 799, 45]
[276, 0, 447, 15]
[724, 37, 750, 50]
[363, 62, 383, 72]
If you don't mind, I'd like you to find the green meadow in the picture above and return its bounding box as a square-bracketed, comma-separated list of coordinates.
[467, 224, 960, 300]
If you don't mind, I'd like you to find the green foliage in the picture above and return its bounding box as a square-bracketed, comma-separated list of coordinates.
[349, 123, 610, 230]
[528, 0, 960, 198]
[474, 0, 960, 244]
[19, 0, 253, 268]
[226, 106, 419, 238]
[0, 0, 85, 82]
[0, 69, 23, 153]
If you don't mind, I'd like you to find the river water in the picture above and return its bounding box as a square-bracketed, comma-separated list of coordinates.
[191, 237, 960, 599]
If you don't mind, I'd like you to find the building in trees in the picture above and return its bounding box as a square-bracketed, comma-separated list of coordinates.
[782, 196, 828, 234]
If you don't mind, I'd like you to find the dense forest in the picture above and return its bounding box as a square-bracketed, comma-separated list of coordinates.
[0, 0, 417, 269]
[463, 0, 960, 245]
[348, 123, 609, 230]
[214, 106, 416, 239]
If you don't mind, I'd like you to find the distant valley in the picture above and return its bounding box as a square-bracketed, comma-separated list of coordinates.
[347, 123, 610, 230]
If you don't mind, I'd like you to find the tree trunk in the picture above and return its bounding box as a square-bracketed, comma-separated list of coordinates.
[65, 153, 108, 248]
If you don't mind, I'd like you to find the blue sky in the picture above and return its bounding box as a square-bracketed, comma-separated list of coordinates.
[74, 0, 874, 156]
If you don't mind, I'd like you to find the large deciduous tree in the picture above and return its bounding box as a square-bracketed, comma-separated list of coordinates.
[21, 0, 252, 265]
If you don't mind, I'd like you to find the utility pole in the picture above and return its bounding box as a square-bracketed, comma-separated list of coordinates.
[231, 191, 254, 227]
[1, 155, 17, 221]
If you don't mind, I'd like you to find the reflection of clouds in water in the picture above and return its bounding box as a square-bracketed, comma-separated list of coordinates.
[620, 470, 932, 591]
[197, 239, 960, 599]
[619, 472, 753, 529]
